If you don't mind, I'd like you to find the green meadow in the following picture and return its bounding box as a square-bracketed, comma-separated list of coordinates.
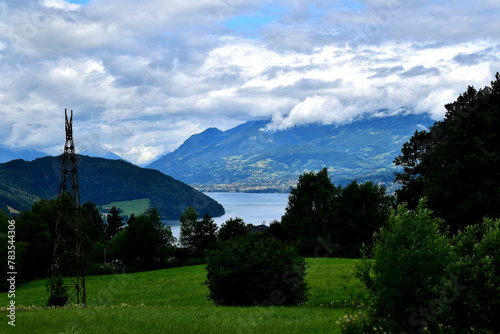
[101, 198, 151, 218]
[1, 258, 363, 334]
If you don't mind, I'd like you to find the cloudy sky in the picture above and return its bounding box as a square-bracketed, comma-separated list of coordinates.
[1, 0, 499, 164]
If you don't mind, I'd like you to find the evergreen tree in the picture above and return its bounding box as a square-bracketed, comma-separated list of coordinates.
[105, 206, 124, 241]
[179, 207, 218, 257]
[281, 168, 338, 255]
[394, 73, 500, 231]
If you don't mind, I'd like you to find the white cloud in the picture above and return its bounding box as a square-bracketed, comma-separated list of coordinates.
[0, 0, 499, 164]
[42, 0, 81, 11]
[265, 95, 361, 131]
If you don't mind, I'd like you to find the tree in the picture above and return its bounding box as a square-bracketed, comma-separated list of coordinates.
[266, 219, 287, 242]
[82, 201, 105, 242]
[355, 200, 451, 333]
[205, 234, 309, 306]
[111, 207, 175, 271]
[81, 201, 106, 272]
[281, 168, 392, 257]
[105, 206, 124, 241]
[394, 73, 500, 232]
[15, 199, 56, 281]
[194, 214, 218, 254]
[334, 180, 394, 256]
[179, 206, 198, 251]
[1, 209, 12, 291]
[179, 206, 218, 258]
[350, 202, 500, 333]
[281, 168, 338, 255]
[446, 218, 500, 331]
[218, 217, 250, 241]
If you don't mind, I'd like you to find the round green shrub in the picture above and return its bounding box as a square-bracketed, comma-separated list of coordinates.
[205, 234, 309, 306]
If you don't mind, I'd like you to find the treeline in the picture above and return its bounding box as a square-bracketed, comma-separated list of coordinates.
[270, 170, 393, 257]
[0, 169, 398, 289]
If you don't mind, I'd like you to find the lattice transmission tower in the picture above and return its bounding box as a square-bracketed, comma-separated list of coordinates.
[51, 108, 86, 306]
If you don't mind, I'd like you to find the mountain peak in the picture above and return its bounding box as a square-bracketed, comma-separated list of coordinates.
[147, 114, 435, 192]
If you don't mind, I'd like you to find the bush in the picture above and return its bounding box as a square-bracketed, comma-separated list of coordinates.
[355, 200, 451, 333]
[352, 200, 500, 333]
[205, 234, 309, 306]
[46, 274, 69, 307]
[446, 218, 500, 332]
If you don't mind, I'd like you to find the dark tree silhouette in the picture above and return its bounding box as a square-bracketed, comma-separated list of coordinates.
[394, 73, 500, 232]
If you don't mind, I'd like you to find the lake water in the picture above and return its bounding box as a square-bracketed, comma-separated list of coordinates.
[163, 192, 290, 240]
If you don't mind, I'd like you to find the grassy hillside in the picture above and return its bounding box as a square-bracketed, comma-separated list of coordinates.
[0, 258, 362, 333]
[0, 155, 224, 219]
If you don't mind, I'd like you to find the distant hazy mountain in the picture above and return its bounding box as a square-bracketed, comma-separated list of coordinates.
[0, 147, 47, 163]
[0, 145, 124, 163]
[0, 155, 224, 218]
[80, 147, 124, 160]
[147, 114, 434, 191]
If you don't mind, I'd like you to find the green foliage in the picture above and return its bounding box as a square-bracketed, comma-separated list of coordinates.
[281, 168, 339, 255]
[355, 200, 451, 333]
[46, 274, 68, 307]
[446, 218, 500, 331]
[179, 205, 198, 251]
[352, 201, 500, 333]
[266, 219, 287, 241]
[108, 207, 175, 272]
[334, 179, 394, 257]
[82, 201, 105, 242]
[217, 217, 250, 241]
[205, 234, 309, 306]
[15, 198, 56, 281]
[281, 168, 393, 257]
[81, 201, 106, 273]
[395, 73, 500, 231]
[0, 182, 40, 213]
[179, 206, 218, 258]
[0, 209, 11, 291]
[105, 206, 124, 241]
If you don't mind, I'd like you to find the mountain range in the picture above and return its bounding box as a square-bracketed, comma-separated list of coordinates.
[0, 146, 123, 164]
[0, 156, 224, 219]
[147, 114, 435, 192]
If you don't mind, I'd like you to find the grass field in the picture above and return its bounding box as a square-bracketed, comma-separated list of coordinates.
[1, 258, 363, 333]
[101, 198, 151, 218]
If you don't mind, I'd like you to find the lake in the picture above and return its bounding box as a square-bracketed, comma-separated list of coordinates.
[163, 192, 290, 240]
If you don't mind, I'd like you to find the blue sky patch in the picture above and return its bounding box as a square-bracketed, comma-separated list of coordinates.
[223, 14, 276, 35]
[65, 0, 90, 5]
[344, 0, 365, 10]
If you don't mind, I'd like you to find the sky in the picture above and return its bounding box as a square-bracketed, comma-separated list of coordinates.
[0, 0, 499, 165]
